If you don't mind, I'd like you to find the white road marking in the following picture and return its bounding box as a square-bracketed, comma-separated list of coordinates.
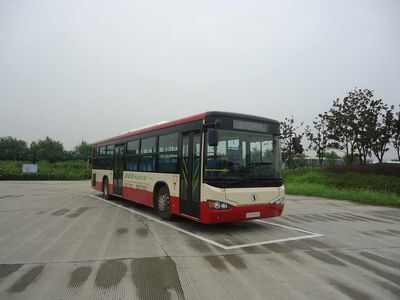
[223, 234, 323, 250]
[255, 219, 319, 235]
[90, 194, 323, 250]
[90, 194, 229, 249]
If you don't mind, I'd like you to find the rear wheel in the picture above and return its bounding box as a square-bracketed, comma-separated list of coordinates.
[156, 186, 172, 220]
[103, 178, 110, 200]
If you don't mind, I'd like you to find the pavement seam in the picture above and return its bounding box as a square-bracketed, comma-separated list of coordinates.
[3, 245, 400, 265]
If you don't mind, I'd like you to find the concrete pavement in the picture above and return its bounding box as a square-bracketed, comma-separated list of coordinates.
[0, 181, 399, 299]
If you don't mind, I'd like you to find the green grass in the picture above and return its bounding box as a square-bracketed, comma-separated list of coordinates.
[283, 168, 400, 207]
[0, 160, 91, 180]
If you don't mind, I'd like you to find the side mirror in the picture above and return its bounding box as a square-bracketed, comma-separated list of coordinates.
[292, 137, 303, 154]
[208, 128, 219, 147]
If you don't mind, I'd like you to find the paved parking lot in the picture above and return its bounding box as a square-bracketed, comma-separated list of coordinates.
[0, 181, 399, 300]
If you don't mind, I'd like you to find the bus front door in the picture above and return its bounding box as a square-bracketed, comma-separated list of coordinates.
[113, 144, 125, 195]
[180, 132, 201, 218]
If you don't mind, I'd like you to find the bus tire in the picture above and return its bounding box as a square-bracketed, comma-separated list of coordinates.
[103, 177, 110, 200]
[156, 186, 172, 220]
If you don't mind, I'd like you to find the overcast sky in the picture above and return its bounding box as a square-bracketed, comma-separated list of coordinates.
[1, 0, 399, 159]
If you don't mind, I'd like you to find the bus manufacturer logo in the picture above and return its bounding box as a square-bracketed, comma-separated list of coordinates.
[251, 194, 258, 201]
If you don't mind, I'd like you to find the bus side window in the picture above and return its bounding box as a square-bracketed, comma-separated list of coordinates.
[141, 137, 156, 172]
[126, 140, 140, 171]
[92, 147, 98, 168]
[158, 133, 178, 173]
[98, 146, 106, 169]
[106, 145, 114, 170]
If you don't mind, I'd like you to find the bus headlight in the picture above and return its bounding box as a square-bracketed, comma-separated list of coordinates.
[207, 200, 232, 210]
[272, 198, 284, 205]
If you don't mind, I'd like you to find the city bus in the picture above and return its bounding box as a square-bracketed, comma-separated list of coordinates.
[91, 111, 284, 223]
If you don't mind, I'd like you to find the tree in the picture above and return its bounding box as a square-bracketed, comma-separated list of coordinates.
[370, 105, 394, 163]
[0, 136, 29, 160]
[30, 137, 65, 162]
[280, 116, 304, 168]
[324, 97, 357, 165]
[74, 141, 92, 160]
[351, 90, 390, 164]
[325, 88, 391, 164]
[393, 106, 400, 161]
[305, 114, 328, 165]
[324, 151, 342, 166]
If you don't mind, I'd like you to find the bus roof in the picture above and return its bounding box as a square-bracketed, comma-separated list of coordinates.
[93, 111, 279, 146]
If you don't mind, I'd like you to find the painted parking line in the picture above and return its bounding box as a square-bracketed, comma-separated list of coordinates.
[90, 194, 323, 250]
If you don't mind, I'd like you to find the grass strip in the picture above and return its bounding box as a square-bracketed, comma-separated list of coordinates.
[0, 160, 91, 180]
[285, 182, 400, 207]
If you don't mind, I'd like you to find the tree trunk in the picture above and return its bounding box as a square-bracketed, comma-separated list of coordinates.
[373, 150, 381, 163]
[363, 148, 368, 164]
[380, 145, 384, 163]
[357, 148, 362, 164]
[319, 151, 323, 166]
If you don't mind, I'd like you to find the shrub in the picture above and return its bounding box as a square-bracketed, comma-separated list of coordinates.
[0, 160, 91, 180]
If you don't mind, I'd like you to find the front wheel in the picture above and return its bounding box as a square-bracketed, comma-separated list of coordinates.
[156, 186, 172, 220]
[103, 178, 110, 200]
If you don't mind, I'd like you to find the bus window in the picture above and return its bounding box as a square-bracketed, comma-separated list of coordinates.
[159, 133, 178, 152]
[126, 157, 140, 171]
[126, 140, 140, 171]
[99, 146, 106, 156]
[127, 140, 139, 155]
[159, 133, 178, 172]
[97, 146, 106, 169]
[141, 137, 156, 171]
[105, 145, 114, 169]
[141, 137, 156, 153]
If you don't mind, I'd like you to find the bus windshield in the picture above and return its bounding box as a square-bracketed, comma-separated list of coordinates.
[205, 129, 281, 185]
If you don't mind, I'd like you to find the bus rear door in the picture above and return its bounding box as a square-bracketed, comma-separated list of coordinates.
[113, 144, 125, 195]
[180, 132, 201, 218]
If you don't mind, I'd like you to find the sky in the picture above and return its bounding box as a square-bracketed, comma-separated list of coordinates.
[0, 0, 399, 159]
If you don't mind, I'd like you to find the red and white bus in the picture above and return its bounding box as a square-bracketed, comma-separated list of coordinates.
[91, 111, 284, 223]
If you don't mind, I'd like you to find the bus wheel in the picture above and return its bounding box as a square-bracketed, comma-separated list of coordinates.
[156, 186, 171, 220]
[103, 178, 110, 200]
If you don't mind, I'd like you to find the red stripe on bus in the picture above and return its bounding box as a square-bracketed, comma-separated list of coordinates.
[93, 181, 102, 191]
[94, 112, 207, 145]
[92, 181, 113, 194]
[122, 186, 152, 207]
[121, 186, 180, 212]
[200, 202, 284, 224]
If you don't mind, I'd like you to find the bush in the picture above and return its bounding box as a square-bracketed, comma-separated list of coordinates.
[0, 160, 91, 180]
[284, 167, 400, 194]
[327, 163, 400, 177]
[283, 167, 400, 207]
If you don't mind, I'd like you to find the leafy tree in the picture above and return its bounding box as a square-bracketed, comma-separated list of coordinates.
[30, 137, 65, 162]
[74, 141, 92, 160]
[351, 90, 390, 164]
[280, 116, 304, 168]
[325, 88, 391, 164]
[370, 105, 394, 163]
[305, 114, 328, 165]
[325, 151, 342, 166]
[63, 150, 79, 161]
[0, 136, 29, 160]
[393, 106, 400, 161]
[324, 97, 357, 165]
[325, 151, 341, 160]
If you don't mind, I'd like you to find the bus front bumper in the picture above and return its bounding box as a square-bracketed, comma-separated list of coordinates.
[200, 202, 284, 224]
